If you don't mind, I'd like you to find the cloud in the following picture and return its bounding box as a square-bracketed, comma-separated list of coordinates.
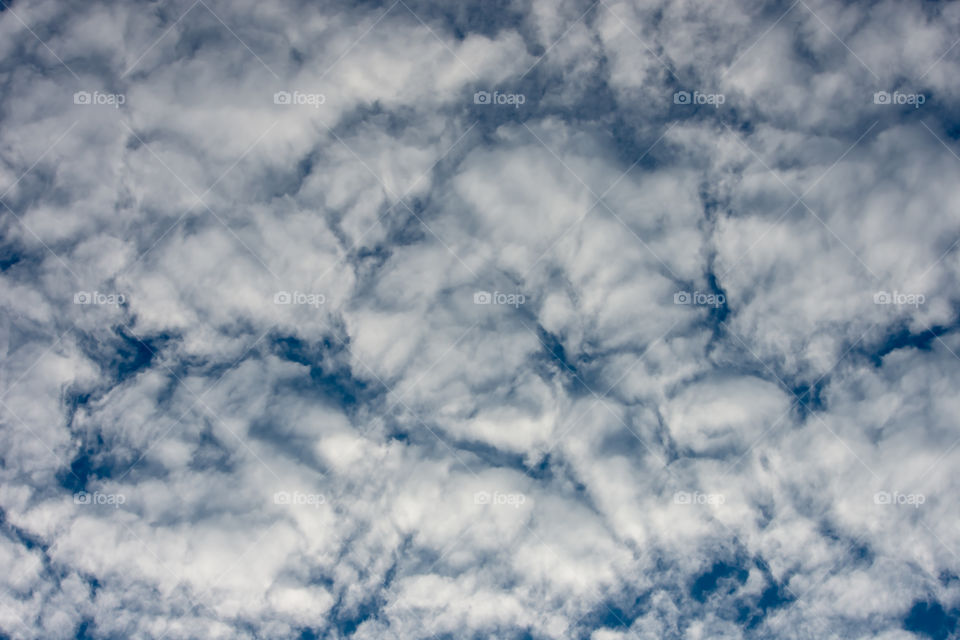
[1, 0, 959, 638]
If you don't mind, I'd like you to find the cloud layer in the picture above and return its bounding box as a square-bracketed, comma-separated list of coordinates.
[2, 0, 960, 638]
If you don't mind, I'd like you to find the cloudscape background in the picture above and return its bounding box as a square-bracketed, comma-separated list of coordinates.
[1, 0, 960, 637]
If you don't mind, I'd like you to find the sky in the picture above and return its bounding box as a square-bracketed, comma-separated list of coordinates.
[1, 0, 960, 638]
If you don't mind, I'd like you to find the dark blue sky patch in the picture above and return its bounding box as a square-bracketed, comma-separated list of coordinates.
[76, 327, 174, 385]
[327, 549, 398, 636]
[864, 322, 955, 367]
[0, 235, 54, 274]
[939, 571, 960, 587]
[270, 334, 373, 410]
[753, 500, 775, 529]
[186, 428, 238, 474]
[532, 324, 576, 373]
[790, 379, 826, 419]
[248, 415, 331, 474]
[531, 324, 611, 398]
[59, 437, 112, 493]
[517, 61, 619, 128]
[599, 603, 635, 630]
[903, 600, 960, 640]
[607, 118, 674, 176]
[352, 244, 393, 272]
[380, 204, 431, 249]
[331, 596, 381, 637]
[681, 553, 797, 630]
[715, 322, 832, 419]
[444, 435, 530, 472]
[0, 506, 48, 554]
[705, 270, 730, 325]
[573, 590, 650, 637]
[261, 151, 314, 200]
[72, 620, 96, 640]
[421, 628, 537, 640]
[64, 389, 93, 425]
[816, 523, 874, 568]
[738, 579, 795, 630]
[524, 452, 553, 481]
[595, 420, 659, 462]
[0, 248, 20, 271]
[691, 560, 749, 603]
[400, 0, 533, 42]
[723, 557, 797, 631]
[944, 119, 960, 142]
[172, 14, 231, 62]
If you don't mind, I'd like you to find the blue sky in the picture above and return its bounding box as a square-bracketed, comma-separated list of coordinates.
[1, 0, 960, 638]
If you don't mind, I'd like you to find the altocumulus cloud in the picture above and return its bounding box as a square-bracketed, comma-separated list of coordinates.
[1, 0, 960, 638]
